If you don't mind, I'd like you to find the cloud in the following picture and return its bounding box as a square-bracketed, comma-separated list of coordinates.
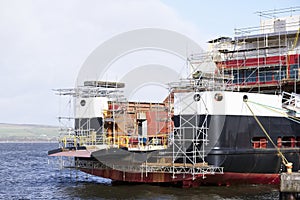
[0, 0, 203, 125]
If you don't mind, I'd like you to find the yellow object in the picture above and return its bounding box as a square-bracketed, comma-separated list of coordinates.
[285, 162, 293, 174]
[118, 136, 129, 147]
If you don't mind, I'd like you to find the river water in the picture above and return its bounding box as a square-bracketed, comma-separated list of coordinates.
[0, 143, 279, 199]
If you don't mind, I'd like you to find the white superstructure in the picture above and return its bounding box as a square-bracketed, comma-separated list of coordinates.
[174, 91, 283, 117]
[74, 97, 108, 119]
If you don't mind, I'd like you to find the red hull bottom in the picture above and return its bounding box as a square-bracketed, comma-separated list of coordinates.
[80, 168, 280, 187]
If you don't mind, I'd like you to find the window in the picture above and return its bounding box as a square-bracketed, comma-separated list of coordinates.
[289, 64, 299, 79]
[245, 70, 256, 83]
[277, 137, 282, 148]
[233, 72, 238, 84]
[259, 71, 266, 83]
[251, 137, 268, 149]
[274, 70, 280, 81]
[282, 136, 296, 148]
[273, 66, 286, 80]
[280, 70, 287, 80]
[266, 71, 273, 81]
[297, 137, 300, 147]
[238, 71, 244, 83]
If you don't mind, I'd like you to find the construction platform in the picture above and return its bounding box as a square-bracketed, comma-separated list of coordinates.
[280, 172, 300, 200]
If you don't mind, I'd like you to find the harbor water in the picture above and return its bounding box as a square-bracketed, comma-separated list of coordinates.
[0, 143, 279, 199]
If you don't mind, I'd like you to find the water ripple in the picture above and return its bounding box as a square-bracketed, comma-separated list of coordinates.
[0, 143, 278, 199]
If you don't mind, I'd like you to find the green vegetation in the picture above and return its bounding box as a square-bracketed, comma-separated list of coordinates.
[0, 123, 59, 142]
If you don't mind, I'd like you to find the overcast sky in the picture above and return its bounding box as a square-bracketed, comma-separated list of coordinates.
[0, 0, 299, 125]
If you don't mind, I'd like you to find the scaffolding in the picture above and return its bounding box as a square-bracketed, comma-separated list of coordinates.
[55, 80, 174, 150]
[170, 76, 212, 179]
[206, 7, 300, 94]
[54, 70, 225, 180]
[50, 6, 300, 184]
[54, 82, 127, 149]
[94, 71, 225, 178]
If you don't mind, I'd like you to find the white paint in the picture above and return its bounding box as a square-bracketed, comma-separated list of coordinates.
[142, 120, 148, 137]
[260, 15, 300, 34]
[174, 91, 283, 117]
[75, 97, 108, 118]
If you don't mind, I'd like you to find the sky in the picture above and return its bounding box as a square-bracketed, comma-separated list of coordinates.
[0, 0, 299, 125]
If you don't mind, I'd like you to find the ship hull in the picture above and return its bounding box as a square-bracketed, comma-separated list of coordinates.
[201, 114, 300, 174]
[86, 114, 300, 185]
[80, 167, 279, 186]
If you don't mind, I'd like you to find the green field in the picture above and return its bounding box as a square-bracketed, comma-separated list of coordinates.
[0, 123, 59, 142]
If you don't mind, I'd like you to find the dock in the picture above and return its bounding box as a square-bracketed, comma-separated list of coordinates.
[280, 172, 300, 200]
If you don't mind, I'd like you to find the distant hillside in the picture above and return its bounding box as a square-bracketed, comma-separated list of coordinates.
[0, 123, 59, 142]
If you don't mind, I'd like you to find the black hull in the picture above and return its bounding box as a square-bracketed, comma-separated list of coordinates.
[92, 114, 300, 175]
[183, 114, 300, 173]
[79, 113, 300, 185]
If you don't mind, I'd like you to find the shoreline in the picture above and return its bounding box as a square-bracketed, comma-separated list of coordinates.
[0, 141, 58, 143]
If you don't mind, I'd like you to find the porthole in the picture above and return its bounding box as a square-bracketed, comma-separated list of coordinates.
[80, 99, 86, 106]
[214, 93, 223, 101]
[193, 93, 201, 102]
[243, 95, 248, 102]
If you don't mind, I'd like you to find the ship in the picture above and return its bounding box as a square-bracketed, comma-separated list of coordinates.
[49, 7, 300, 187]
